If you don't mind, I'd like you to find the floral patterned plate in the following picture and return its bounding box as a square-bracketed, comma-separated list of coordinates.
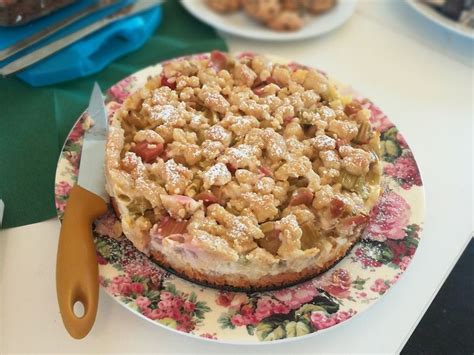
[55, 53, 424, 344]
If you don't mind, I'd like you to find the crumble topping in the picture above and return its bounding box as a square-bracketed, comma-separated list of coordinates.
[107, 51, 382, 264]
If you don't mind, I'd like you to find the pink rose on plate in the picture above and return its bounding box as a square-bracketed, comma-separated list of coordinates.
[168, 308, 181, 321]
[254, 297, 274, 320]
[123, 262, 164, 288]
[229, 293, 249, 309]
[68, 122, 85, 142]
[144, 308, 165, 320]
[375, 115, 394, 132]
[130, 282, 144, 294]
[273, 282, 319, 309]
[370, 278, 390, 294]
[136, 296, 151, 311]
[108, 275, 133, 296]
[396, 132, 408, 148]
[55, 200, 66, 213]
[160, 291, 174, 301]
[364, 191, 411, 242]
[183, 301, 195, 313]
[108, 77, 135, 103]
[158, 299, 173, 310]
[398, 256, 412, 271]
[310, 312, 337, 330]
[96, 253, 107, 265]
[230, 312, 257, 327]
[254, 297, 290, 322]
[319, 269, 352, 298]
[290, 283, 319, 304]
[199, 333, 217, 340]
[215, 292, 249, 309]
[384, 155, 422, 190]
[310, 309, 356, 330]
[230, 314, 247, 327]
[55, 181, 72, 211]
[64, 151, 80, 173]
[171, 297, 184, 309]
[354, 247, 383, 268]
[334, 311, 353, 323]
[366, 102, 393, 132]
[107, 101, 122, 121]
[107, 275, 145, 296]
[215, 292, 233, 307]
[55, 181, 72, 197]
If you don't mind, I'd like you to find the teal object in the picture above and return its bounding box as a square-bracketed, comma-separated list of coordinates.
[0, 0, 162, 86]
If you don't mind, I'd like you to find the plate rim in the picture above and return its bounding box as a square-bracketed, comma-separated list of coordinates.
[180, 0, 357, 42]
[405, 0, 474, 40]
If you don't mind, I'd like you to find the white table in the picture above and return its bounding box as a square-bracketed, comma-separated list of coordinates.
[1, 1, 473, 353]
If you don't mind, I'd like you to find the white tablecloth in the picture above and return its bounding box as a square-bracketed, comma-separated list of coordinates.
[1, 1, 473, 353]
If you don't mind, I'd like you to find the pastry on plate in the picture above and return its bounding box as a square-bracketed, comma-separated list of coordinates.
[206, 0, 337, 32]
[105, 51, 382, 291]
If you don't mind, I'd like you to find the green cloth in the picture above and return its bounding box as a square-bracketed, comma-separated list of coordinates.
[0, 1, 227, 229]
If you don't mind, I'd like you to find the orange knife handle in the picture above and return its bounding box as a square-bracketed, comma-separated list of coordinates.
[56, 185, 107, 339]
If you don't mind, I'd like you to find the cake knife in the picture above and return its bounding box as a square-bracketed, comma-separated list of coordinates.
[56, 83, 108, 339]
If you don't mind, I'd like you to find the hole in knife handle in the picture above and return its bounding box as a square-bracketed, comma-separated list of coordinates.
[73, 301, 85, 318]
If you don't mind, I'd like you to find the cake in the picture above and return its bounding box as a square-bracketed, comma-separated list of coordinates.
[105, 51, 382, 291]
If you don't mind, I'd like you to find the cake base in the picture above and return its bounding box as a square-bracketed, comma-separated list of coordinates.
[149, 238, 359, 292]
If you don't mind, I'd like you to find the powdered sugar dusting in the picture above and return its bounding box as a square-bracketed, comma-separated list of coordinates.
[123, 151, 141, 166]
[279, 214, 300, 229]
[203, 162, 231, 187]
[165, 159, 182, 185]
[229, 218, 247, 239]
[312, 135, 336, 150]
[229, 144, 254, 160]
[195, 231, 231, 252]
[207, 125, 229, 141]
[270, 140, 285, 157]
[233, 115, 253, 128]
[156, 105, 178, 124]
[191, 114, 202, 125]
[322, 150, 339, 163]
[200, 140, 225, 160]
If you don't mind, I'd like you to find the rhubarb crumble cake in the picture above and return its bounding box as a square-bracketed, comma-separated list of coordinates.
[105, 51, 382, 290]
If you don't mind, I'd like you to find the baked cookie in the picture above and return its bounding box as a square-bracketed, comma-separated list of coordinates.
[242, 0, 281, 23]
[267, 10, 304, 31]
[205, 0, 338, 32]
[280, 0, 305, 11]
[106, 52, 382, 291]
[303, 0, 336, 14]
[206, 0, 242, 13]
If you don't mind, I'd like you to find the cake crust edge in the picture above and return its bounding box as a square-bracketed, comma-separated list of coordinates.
[149, 232, 361, 292]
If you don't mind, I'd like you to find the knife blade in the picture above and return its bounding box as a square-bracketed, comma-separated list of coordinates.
[78, 83, 109, 201]
[56, 83, 108, 339]
[0, 0, 159, 76]
[0, 0, 119, 62]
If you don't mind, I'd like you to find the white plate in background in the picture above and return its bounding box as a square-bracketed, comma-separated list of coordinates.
[181, 0, 357, 41]
[406, 0, 474, 40]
